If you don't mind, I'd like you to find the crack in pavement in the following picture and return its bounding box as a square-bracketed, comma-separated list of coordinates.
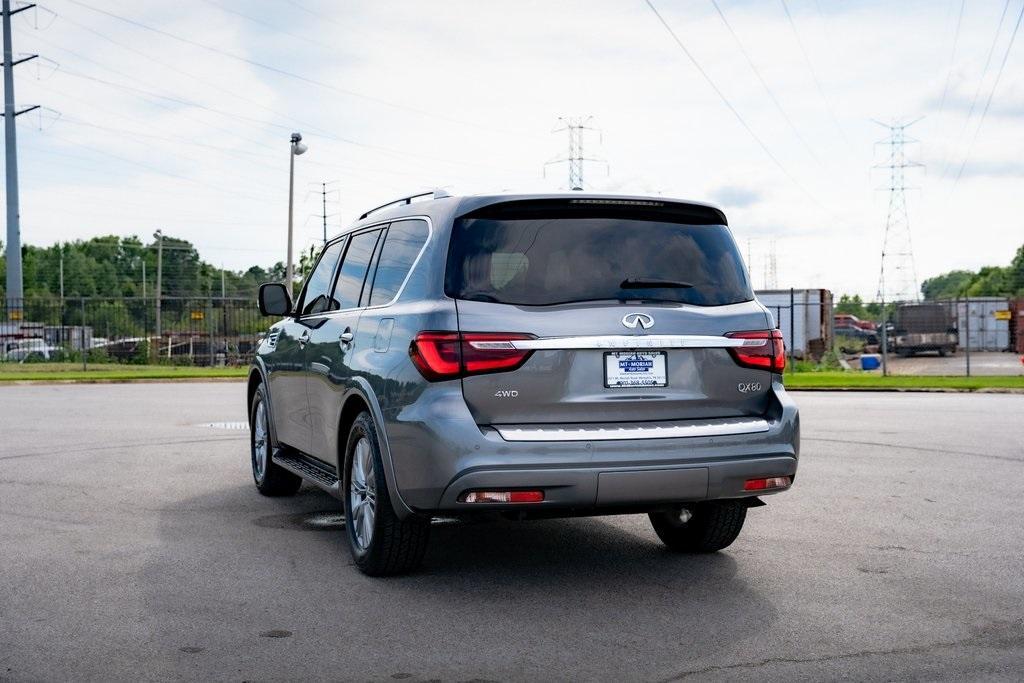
[659, 619, 1024, 680]
[803, 436, 1022, 463]
[0, 435, 246, 461]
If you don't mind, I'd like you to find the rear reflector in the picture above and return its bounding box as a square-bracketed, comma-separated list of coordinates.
[459, 490, 545, 504]
[743, 476, 791, 491]
[410, 331, 535, 381]
[726, 329, 786, 373]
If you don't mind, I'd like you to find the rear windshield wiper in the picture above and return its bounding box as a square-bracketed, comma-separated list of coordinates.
[620, 278, 694, 289]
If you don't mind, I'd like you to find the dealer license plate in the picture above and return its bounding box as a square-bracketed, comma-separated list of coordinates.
[604, 351, 668, 388]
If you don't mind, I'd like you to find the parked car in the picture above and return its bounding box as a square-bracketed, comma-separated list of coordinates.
[248, 192, 800, 575]
[1, 342, 57, 363]
[833, 324, 879, 353]
[833, 313, 876, 332]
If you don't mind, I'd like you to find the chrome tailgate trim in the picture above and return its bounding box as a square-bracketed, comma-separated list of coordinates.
[494, 417, 771, 442]
[468, 334, 766, 351]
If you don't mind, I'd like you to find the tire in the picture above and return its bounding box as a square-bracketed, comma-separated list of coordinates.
[343, 411, 430, 576]
[938, 347, 947, 357]
[648, 501, 747, 553]
[249, 383, 302, 497]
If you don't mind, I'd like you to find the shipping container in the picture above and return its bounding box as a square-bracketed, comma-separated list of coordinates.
[939, 297, 1012, 351]
[755, 289, 833, 360]
[1008, 299, 1024, 354]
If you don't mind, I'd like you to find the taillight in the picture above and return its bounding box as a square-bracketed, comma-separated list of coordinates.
[725, 329, 786, 372]
[409, 331, 535, 381]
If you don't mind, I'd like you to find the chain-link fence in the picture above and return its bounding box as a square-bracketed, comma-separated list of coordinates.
[3, 293, 1021, 376]
[1, 297, 266, 366]
[757, 290, 1023, 376]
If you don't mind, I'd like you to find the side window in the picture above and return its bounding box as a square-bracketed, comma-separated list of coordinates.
[333, 229, 383, 309]
[368, 219, 429, 306]
[299, 239, 345, 316]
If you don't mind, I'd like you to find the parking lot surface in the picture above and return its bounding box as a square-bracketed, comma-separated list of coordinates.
[1, 383, 1023, 682]
[883, 350, 1023, 376]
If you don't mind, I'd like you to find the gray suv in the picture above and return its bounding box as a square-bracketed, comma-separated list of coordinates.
[249, 192, 799, 576]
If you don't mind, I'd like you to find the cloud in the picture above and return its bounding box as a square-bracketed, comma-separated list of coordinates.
[708, 185, 762, 209]
[4, 0, 1022, 300]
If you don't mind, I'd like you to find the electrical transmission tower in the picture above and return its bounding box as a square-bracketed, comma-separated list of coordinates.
[3, 0, 40, 318]
[873, 118, 924, 304]
[544, 116, 606, 191]
[766, 239, 778, 289]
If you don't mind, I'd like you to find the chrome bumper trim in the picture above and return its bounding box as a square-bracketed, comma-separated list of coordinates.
[493, 417, 771, 442]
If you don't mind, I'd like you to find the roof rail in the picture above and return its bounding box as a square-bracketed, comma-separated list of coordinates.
[358, 188, 452, 220]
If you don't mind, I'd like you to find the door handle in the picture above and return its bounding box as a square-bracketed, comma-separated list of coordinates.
[339, 328, 354, 348]
[298, 330, 311, 348]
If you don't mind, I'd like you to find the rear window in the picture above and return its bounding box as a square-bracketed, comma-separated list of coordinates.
[445, 217, 752, 306]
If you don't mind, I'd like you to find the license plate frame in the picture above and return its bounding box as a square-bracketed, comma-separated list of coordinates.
[604, 350, 668, 388]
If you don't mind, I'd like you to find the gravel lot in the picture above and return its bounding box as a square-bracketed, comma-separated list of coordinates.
[1, 383, 1022, 682]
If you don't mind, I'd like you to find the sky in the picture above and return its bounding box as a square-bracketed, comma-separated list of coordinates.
[5, 0, 1024, 299]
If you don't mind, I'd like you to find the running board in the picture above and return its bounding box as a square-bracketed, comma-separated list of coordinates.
[274, 449, 340, 492]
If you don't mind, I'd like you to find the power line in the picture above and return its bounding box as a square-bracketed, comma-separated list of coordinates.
[199, 0, 338, 51]
[19, 9, 534, 177]
[62, 0, 526, 135]
[936, 0, 966, 119]
[643, 0, 824, 210]
[708, 0, 820, 165]
[778, 0, 847, 142]
[950, 0, 1022, 188]
[940, 0, 1010, 178]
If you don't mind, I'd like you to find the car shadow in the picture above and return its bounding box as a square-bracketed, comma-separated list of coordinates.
[138, 481, 779, 680]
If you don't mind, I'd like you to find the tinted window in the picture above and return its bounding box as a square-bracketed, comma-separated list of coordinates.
[299, 239, 345, 315]
[369, 219, 429, 306]
[333, 229, 382, 309]
[446, 218, 751, 306]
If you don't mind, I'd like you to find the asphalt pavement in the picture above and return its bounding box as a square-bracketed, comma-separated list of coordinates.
[1, 383, 1022, 682]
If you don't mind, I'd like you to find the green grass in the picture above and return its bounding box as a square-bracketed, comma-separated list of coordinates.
[0, 363, 249, 382]
[784, 371, 1024, 391]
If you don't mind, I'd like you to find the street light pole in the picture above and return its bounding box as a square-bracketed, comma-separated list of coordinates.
[285, 132, 307, 296]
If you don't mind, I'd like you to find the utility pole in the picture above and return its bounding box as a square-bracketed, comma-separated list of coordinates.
[874, 118, 924, 305]
[2, 0, 39, 320]
[544, 116, 607, 191]
[322, 182, 328, 244]
[154, 229, 163, 341]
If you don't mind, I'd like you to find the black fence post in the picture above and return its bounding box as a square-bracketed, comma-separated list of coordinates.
[788, 288, 795, 369]
[80, 297, 87, 372]
[965, 297, 971, 377]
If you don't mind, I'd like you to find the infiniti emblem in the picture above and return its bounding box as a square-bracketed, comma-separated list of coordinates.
[622, 313, 654, 330]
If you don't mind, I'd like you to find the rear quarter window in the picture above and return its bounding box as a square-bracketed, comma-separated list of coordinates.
[368, 219, 429, 306]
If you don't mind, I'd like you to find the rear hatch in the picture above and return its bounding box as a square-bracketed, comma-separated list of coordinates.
[438, 199, 780, 426]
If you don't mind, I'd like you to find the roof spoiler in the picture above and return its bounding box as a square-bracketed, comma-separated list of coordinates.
[457, 197, 727, 225]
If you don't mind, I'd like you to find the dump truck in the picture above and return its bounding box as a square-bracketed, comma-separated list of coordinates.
[888, 303, 958, 357]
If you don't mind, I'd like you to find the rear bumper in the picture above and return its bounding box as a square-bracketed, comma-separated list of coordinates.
[436, 454, 796, 510]
[383, 380, 799, 515]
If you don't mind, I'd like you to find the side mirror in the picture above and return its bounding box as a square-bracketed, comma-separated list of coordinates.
[258, 283, 293, 317]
